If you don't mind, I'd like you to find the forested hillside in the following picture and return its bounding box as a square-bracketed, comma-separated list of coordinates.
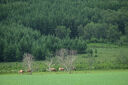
[0, 0, 128, 62]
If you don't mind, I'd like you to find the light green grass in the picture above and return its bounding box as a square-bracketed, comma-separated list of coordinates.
[87, 43, 119, 48]
[0, 70, 128, 85]
[0, 43, 128, 72]
[76, 46, 128, 70]
[79, 43, 128, 58]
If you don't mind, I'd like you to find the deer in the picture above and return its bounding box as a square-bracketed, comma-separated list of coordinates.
[49, 68, 56, 71]
[18, 70, 24, 74]
[59, 67, 64, 71]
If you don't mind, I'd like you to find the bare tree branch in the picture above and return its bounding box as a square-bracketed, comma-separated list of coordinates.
[45, 57, 56, 72]
[56, 49, 77, 74]
[23, 53, 33, 75]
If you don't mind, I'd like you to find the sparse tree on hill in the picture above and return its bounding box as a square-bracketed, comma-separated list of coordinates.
[23, 53, 33, 75]
[56, 49, 77, 74]
[45, 57, 55, 72]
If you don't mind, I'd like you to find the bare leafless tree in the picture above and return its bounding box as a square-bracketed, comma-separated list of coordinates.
[45, 57, 55, 72]
[56, 49, 77, 74]
[23, 53, 33, 75]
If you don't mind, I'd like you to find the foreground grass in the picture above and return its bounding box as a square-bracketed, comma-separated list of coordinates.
[0, 70, 128, 85]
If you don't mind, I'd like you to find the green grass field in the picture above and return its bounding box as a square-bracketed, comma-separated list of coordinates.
[0, 70, 128, 85]
[0, 43, 128, 73]
[0, 43, 128, 85]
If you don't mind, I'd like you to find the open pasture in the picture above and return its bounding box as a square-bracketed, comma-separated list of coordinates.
[0, 70, 128, 85]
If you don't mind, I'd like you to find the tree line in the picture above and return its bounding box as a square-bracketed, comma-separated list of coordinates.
[0, 0, 128, 62]
[0, 23, 87, 62]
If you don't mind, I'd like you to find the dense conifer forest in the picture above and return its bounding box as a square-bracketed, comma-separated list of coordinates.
[0, 0, 128, 62]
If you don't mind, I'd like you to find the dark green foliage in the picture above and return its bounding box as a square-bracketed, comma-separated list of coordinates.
[1, 0, 127, 39]
[87, 48, 93, 57]
[0, 23, 87, 61]
[55, 26, 71, 39]
[0, 39, 4, 61]
[94, 49, 98, 57]
[94, 49, 97, 54]
[0, 0, 128, 62]
[78, 22, 108, 40]
[0, 23, 41, 61]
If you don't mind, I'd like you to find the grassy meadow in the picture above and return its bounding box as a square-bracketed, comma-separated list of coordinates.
[76, 43, 128, 70]
[0, 70, 128, 85]
[0, 43, 128, 85]
[0, 43, 128, 73]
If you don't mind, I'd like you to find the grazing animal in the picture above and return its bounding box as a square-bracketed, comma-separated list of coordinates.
[49, 68, 56, 71]
[18, 70, 24, 74]
[59, 67, 64, 71]
[72, 67, 76, 71]
[27, 69, 31, 72]
[27, 69, 32, 75]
